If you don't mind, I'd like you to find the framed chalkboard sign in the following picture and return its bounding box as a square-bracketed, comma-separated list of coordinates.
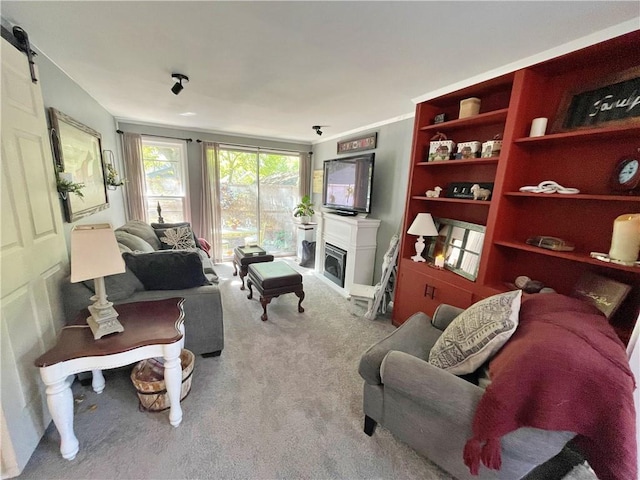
[552, 66, 640, 133]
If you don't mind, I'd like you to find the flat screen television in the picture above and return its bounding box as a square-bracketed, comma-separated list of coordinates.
[322, 153, 375, 215]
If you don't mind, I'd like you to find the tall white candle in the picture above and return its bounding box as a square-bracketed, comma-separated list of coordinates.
[608, 213, 640, 263]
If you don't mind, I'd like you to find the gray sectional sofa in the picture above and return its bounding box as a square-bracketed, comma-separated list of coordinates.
[62, 220, 224, 357]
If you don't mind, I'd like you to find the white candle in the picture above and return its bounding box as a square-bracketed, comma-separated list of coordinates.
[608, 213, 640, 263]
[529, 117, 548, 137]
[434, 255, 445, 268]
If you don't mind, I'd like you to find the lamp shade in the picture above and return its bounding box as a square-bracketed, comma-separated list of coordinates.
[407, 213, 438, 237]
[70, 223, 125, 283]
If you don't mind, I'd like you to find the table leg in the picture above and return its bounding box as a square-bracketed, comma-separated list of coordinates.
[40, 372, 79, 460]
[91, 370, 105, 394]
[163, 343, 183, 427]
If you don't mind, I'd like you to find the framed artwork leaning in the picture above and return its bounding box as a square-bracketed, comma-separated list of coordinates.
[49, 108, 109, 222]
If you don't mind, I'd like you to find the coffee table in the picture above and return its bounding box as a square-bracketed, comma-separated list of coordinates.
[233, 245, 274, 290]
[34, 298, 186, 460]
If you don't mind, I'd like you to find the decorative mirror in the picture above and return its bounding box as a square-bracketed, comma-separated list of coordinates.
[49, 108, 109, 222]
[427, 218, 486, 281]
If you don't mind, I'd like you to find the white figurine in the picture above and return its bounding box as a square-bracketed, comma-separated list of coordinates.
[425, 186, 442, 198]
[470, 184, 491, 200]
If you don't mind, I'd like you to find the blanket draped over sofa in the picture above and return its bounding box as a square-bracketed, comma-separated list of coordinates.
[463, 294, 636, 480]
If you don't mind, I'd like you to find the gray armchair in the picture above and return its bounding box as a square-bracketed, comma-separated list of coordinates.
[358, 305, 575, 480]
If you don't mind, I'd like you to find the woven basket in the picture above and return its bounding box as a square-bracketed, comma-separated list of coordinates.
[130, 349, 194, 412]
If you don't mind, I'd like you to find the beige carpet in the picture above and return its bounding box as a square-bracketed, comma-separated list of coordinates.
[20, 260, 595, 479]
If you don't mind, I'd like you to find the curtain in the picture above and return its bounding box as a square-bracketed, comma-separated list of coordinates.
[199, 142, 223, 262]
[120, 132, 147, 221]
[298, 151, 311, 199]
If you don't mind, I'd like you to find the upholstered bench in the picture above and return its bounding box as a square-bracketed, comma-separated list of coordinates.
[246, 262, 305, 322]
[233, 245, 274, 290]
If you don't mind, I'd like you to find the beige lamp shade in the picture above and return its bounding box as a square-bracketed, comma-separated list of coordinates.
[407, 213, 438, 237]
[70, 223, 125, 283]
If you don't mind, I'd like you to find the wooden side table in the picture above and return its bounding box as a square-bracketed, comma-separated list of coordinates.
[34, 298, 186, 460]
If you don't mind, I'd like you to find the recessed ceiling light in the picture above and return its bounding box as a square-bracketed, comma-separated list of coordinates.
[179, 112, 197, 117]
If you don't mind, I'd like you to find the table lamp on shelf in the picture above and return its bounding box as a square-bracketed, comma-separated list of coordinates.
[70, 223, 126, 340]
[407, 213, 439, 262]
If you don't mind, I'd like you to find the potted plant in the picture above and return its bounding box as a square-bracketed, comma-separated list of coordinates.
[56, 172, 85, 200]
[293, 195, 314, 224]
[105, 163, 125, 189]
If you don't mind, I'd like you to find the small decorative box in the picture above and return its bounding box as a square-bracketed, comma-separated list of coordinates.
[428, 132, 455, 162]
[455, 141, 482, 159]
[481, 140, 503, 158]
[459, 97, 481, 118]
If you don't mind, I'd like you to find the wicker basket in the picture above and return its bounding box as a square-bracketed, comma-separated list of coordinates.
[130, 349, 194, 412]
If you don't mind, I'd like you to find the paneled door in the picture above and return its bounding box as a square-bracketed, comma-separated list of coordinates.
[1, 36, 68, 477]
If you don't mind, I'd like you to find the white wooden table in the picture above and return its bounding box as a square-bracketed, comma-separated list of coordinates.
[35, 298, 186, 460]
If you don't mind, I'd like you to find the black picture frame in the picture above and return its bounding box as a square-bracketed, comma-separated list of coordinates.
[49, 108, 109, 222]
[552, 66, 640, 133]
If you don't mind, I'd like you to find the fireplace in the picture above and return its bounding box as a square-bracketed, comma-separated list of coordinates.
[324, 243, 347, 287]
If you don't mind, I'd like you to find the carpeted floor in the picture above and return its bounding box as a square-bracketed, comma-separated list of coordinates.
[20, 260, 596, 480]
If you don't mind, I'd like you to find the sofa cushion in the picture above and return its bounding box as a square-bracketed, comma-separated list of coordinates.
[115, 230, 155, 253]
[152, 222, 200, 251]
[428, 290, 522, 375]
[116, 220, 162, 250]
[123, 250, 210, 290]
[82, 267, 144, 301]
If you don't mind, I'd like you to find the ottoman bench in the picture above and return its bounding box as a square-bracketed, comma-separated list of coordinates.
[233, 245, 274, 290]
[246, 262, 305, 322]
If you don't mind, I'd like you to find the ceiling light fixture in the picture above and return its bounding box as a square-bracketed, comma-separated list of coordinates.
[312, 125, 327, 136]
[171, 73, 189, 95]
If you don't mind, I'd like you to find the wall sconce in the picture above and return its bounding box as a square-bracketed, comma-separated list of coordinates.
[171, 73, 189, 95]
[407, 213, 438, 262]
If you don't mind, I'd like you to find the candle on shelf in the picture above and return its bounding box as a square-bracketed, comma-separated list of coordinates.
[608, 213, 640, 263]
[434, 254, 445, 268]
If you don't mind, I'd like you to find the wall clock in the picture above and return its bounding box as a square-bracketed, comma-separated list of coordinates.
[610, 156, 640, 193]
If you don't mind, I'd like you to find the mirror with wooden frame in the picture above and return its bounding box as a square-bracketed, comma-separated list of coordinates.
[427, 218, 486, 281]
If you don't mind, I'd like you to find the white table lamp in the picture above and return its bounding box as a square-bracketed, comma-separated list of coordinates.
[407, 213, 438, 262]
[70, 224, 126, 339]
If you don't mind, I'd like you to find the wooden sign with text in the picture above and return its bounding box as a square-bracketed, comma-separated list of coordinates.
[337, 132, 377, 154]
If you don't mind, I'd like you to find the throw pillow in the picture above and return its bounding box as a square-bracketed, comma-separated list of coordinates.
[116, 220, 162, 250]
[82, 268, 144, 302]
[428, 290, 522, 375]
[152, 222, 200, 251]
[122, 250, 209, 290]
[115, 230, 155, 253]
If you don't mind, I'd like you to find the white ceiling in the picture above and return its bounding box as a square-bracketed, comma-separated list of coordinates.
[2, 1, 639, 143]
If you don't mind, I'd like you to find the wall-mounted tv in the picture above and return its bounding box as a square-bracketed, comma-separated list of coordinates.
[322, 153, 374, 215]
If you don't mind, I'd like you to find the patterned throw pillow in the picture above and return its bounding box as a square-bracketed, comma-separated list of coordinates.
[153, 222, 198, 251]
[428, 290, 522, 375]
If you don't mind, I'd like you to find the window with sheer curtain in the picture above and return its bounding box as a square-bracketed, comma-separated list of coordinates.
[141, 137, 190, 223]
[203, 144, 303, 259]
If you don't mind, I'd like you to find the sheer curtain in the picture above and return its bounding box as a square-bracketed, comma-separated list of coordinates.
[120, 132, 147, 221]
[198, 142, 224, 262]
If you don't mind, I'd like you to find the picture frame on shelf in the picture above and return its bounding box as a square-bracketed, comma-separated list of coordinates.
[427, 218, 486, 281]
[49, 108, 109, 222]
[551, 66, 640, 133]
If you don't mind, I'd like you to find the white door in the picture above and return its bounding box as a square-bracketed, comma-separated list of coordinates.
[1, 36, 68, 478]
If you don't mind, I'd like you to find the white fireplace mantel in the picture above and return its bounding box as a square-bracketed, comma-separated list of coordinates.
[315, 212, 381, 296]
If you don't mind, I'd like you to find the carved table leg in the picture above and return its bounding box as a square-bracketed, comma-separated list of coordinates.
[91, 369, 105, 394]
[247, 279, 254, 299]
[296, 290, 305, 313]
[40, 370, 79, 460]
[163, 342, 183, 427]
[239, 269, 246, 290]
[260, 296, 272, 321]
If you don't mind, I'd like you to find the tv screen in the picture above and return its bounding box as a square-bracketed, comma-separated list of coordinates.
[322, 153, 374, 214]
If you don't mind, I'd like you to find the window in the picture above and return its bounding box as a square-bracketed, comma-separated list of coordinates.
[141, 137, 189, 223]
[215, 146, 300, 258]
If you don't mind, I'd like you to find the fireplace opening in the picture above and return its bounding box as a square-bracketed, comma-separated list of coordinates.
[324, 243, 347, 287]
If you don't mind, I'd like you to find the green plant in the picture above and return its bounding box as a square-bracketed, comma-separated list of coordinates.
[56, 175, 85, 199]
[105, 163, 125, 187]
[293, 195, 314, 218]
